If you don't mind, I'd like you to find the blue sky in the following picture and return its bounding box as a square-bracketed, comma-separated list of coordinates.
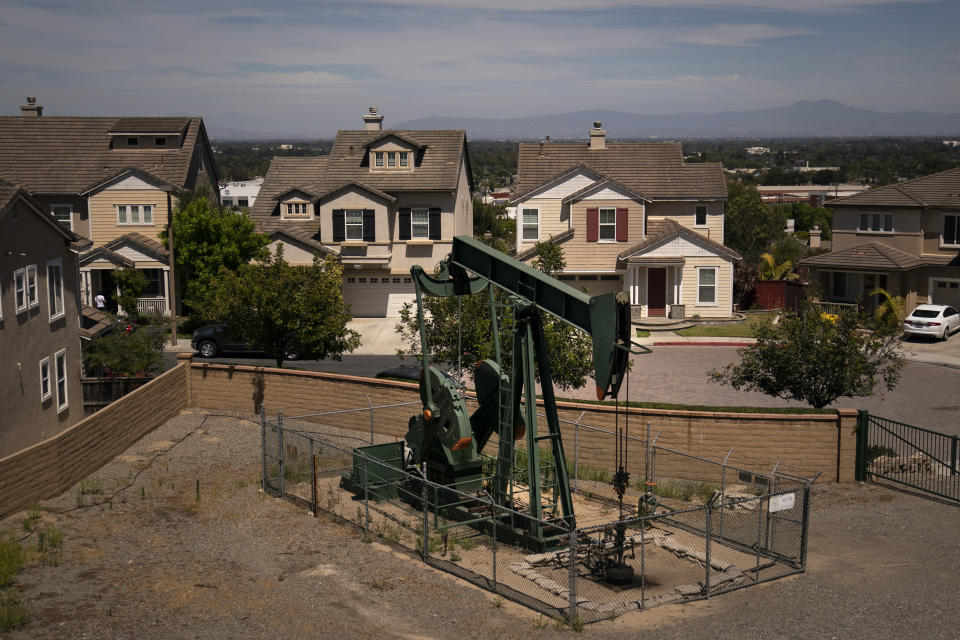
[0, 0, 957, 136]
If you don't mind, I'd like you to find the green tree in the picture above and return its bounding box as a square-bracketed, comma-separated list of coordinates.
[472, 198, 515, 253]
[869, 287, 905, 336]
[725, 180, 786, 265]
[395, 242, 592, 390]
[111, 267, 146, 319]
[159, 197, 270, 310]
[83, 318, 165, 377]
[709, 303, 904, 408]
[757, 252, 798, 281]
[199, 246, 360, 368]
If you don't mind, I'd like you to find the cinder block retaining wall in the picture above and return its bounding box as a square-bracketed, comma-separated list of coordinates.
[0, 356, 856, 520]
[0, 364, 188, 519]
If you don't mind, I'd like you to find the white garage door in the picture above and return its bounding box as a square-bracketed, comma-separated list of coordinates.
[343, 274, 414, 318]
[576, 275, 623, 297]
[932, 279, 960, 308]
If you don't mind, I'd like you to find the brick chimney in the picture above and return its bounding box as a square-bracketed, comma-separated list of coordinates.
[362, 106, 384, 131]
[20, 96, 42, 117]
[809, 226, 821, 249]
[589, 121, 605, 150]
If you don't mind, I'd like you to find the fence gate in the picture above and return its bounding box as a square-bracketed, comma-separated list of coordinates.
[856, 411, 959, 503]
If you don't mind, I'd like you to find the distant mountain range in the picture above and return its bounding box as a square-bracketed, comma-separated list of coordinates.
[207, 100, 960, 140]
[392, 100, 960, 139]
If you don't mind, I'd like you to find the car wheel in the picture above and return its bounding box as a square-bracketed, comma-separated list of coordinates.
[198, 340, 218, 358]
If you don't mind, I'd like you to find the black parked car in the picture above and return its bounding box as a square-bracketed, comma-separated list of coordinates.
[191, 323, 299, 360]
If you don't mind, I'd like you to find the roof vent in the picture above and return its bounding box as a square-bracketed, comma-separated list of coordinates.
[20, 96, 42, 117]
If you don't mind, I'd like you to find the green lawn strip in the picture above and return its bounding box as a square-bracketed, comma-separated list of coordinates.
[674, 312, 779, 338]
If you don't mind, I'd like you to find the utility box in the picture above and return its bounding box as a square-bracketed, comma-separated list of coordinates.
[342, 441, 405, 500]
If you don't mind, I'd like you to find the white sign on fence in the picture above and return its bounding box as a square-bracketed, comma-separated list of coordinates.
[769, 492, 796, 513]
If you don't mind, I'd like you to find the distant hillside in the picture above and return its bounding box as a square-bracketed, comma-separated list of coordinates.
[393, 100, 960, 139]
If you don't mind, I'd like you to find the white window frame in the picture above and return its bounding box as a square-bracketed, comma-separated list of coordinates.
[345, 209, 364, 241]
[521, 207, 539, 242]
[284, 202, 310, 218]
[694, 205, 708, 227]
[46, 258, 64, 321]
[399, 152, 409, 167]
[697, 267, 718, 305]
[116, 204, 154, 225]
[26, 264, 39, 308]
[51, 204, 73, 230]
[54, 348, 68, 413]
[598, 207, 617, 242]
[40, 356, 51, 402]
[411, 208, 430, 239]
[858, 211, 893, 233]
[375, 152, 384, 167]
[14, 267, 26, 313]
[387, 152, 396, 167]
[941, 212, 960, 248]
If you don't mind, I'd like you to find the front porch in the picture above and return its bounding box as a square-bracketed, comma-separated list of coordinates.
[80, 266, 171, 317]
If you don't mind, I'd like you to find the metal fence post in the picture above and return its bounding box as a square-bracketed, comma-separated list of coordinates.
[364, 456, 370, 533]
[366, 394, 375, 444]
[704, 503, 712, 598]
[573, 411, 584, 492]
[260, 405, 267, 492]
[311, 441, 318, 518]
[855, 410, 869, 481]
[421, 462, 429, 560]
[491, 500, 498, 589]
[568, 525, 578, 624]
[766, 462, 780, 550]
[951, 435, 958, 477]
[640, 517, 646, 610]
[278, 409, 285, 498]
[799, 483, 812, 568]
[720, 448, 733, 540]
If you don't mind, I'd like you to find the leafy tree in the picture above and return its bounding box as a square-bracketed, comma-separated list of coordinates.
[757, 252, 798, 281]
[869, 288, 906, 336]
[159, 197, 269, 310]
[111, 267, 146, 319]
[473, 198, 515, 253]
[395, 242, 593, 390]
[199, 246, 360, 368]
[725, 180, 786, 265]
[83, 317, 165, 377]
[709, 303, 904, 408]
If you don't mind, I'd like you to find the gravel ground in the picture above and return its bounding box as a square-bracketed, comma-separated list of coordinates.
[3, 410, 959, 639]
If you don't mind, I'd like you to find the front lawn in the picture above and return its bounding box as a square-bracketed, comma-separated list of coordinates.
[674, 312, 779, 338]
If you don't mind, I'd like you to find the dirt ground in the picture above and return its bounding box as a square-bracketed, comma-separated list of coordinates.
[3, 410, 959, 640]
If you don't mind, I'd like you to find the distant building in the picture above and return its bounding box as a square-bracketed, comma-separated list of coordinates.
[278, 144, 293, 150]
[757, 184, 870, 207]
[746, 146, 770, 155]
[943, 140, 960, 148]
[220, 178, 263, 210]
[794, 161, 840, 173]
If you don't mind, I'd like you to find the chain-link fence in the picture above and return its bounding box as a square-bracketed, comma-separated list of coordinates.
[260, 401, 815, 625]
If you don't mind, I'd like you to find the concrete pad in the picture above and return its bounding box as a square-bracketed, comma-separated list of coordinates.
[348, 318, 405, 355]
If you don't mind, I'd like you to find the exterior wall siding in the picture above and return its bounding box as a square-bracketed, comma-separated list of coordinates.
[87, 188, 168, 246]
[681, 256, 734, 317]
[516, 198, 565, 253]
[647, 200, 724, 243]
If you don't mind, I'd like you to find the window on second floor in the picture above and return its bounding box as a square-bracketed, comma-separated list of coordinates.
[695, 205, 707, 226]
[598, 208, 617, 241]
[858, 212, 893, 233]
[345, 209, 364, 240]
[14, 267, 26, 313]
[55, 349, 68, 412]
[47, 258, 64, 321]
[399, 152, 409, 167]
[40, 357, 51, 402]
[117, 204, 153, 225]
[284, 202, 310, 217]
[942, 213, 960, 247]
[522, 208, 539, 242]
[411, 208, 430, 238]
[26, 265, 39, 309]
[51, 204, 73, 230]
[127, 137, 139, 147]
[375, 152, 384, 167]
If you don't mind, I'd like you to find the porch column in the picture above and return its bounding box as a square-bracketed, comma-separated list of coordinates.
[162, 269, 170, 314]
[673, 266, 682, 305]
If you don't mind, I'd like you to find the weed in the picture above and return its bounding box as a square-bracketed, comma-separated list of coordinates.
[553, 617, 567, 631]
[0, 537, 24, 585]
[493, 595, 503, 608]
[361, 534, 372, 544]
[533, 614, 549, 629]
[449, 552, 462, 562]
[370, 575, 392, 591]
[22, 505, 41, 532]
[649, 479, 719, 504]
[79, 476, 104, 496]
[140, 487, 146, 500]
[0, 588, 30, 632]
[453, 536, 479, 551]
[570, 616, 585, 632]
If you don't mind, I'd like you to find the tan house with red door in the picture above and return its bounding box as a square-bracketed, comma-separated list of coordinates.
[513, 123, 737, 319]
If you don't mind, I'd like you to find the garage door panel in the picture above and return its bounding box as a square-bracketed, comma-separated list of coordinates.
[932, 280, 960, 308]
[343, 275, 414, 318]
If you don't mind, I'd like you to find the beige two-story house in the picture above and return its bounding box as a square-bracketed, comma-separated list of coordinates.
[0, 182, 90, 455]
[513, 123, 737, 319]
[801, 167, 960, 312]
[250, 107, 473, 317]
[0, 99, 219, 316]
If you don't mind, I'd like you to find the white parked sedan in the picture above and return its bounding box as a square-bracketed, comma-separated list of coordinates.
[903, 304, 960, 340]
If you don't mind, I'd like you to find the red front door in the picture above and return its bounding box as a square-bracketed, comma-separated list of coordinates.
[648, 268, 666, 317]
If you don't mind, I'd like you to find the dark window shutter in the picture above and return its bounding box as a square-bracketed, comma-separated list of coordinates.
[362, 209, 376, 242]
[616, 208, 628, 242]
[586, 208, 599, 242]
[429, 207, 441, 240]
[332, 209, 345, 242]
[399, 208, 411, 240]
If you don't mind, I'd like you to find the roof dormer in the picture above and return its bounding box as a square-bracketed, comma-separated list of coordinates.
[273, 187, 318, 219]
[364, 133, 424, 172]
[108, 117, 190, 150]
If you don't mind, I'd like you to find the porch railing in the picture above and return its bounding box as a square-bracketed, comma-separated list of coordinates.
[136, 297, 166, 316]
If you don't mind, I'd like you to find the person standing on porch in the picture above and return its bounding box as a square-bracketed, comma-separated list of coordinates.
[94, 292, 106, 310]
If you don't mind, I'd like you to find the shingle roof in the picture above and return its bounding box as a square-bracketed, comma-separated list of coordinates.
[515, 141, 726, 200]
[618, 218, 740, 261]
[515, 228, 575, 262]
[249, 157, 328, 219]
[0, 180, 86, 246]
[0, 116, 208, 193]
[108, 118, 191, 134]
[827, 168, 960, 208]
[102, 231, 170, 261]
[799, 242, 924, 270]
